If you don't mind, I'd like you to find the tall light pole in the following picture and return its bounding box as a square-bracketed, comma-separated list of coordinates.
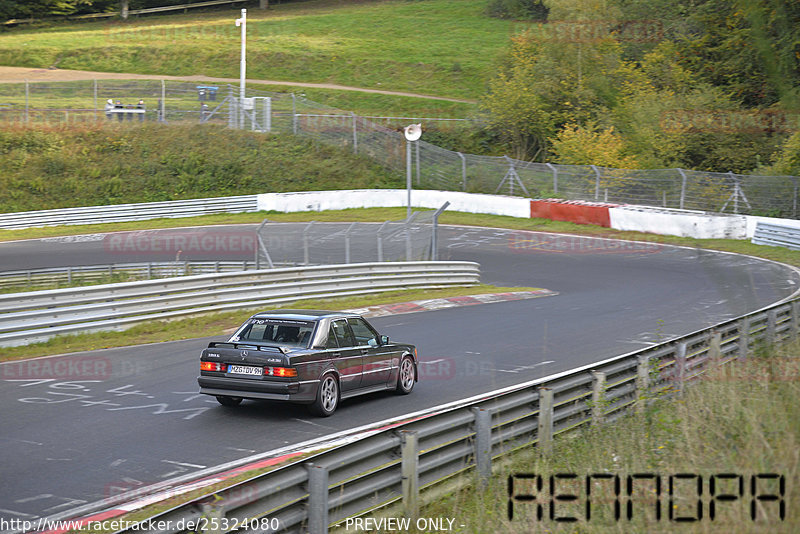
[403, 124, 422, 219]
[235, 9, 247, 129]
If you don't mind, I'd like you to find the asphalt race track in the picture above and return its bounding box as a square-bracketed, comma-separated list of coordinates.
[0, 224, 797, 522]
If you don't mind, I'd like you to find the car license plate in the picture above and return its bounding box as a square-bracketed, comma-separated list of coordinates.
[228, 365, 262, 376]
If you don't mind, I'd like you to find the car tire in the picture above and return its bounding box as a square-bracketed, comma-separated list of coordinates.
[216, 395, 243, 407]
[309, 373, 339, 417]
[395, 355, 415, 395]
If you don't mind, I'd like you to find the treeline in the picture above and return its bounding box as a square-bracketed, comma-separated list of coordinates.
[482, 0, 800, 175]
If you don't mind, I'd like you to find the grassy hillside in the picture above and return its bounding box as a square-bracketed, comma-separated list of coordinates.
[0, 0, 508, 102]
[0, 122, 399, 212]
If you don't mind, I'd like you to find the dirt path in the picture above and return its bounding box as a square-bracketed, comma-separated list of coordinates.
[0, 66, 476, 104]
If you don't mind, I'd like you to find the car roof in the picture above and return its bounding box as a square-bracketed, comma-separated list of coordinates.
[249, 310, 355, 322]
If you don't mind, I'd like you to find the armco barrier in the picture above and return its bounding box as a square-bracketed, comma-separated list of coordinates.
[752, 221, 800, 251]
[0, 261, 258, 291]
[0, 261, 479, 347]
[62, 295, 798, 534]
[0, 195, 259, 229]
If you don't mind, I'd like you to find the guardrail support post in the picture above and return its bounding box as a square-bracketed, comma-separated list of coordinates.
[590, 371, 606, 426]
[400, 430, 419, 521]
[471, 407, 492, 487]
[537, 387, 553, 455]
[306, 462, 329, 534]
[739, 318, 750, 359]
[635, 355, 650, 413]
[708, 331, 722, 369]
[767, 310, 777, 344]
[791, 301, 800, 338]
[200, 502, 224, 534]
[675, 342, 687, 396]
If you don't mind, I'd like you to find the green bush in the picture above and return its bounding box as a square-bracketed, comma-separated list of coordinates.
[0, 123, 400, 213]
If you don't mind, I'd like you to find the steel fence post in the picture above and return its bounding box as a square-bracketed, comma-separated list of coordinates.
[345, 222, 356, 264]
[471, 407, 492, 487]
[161, 80, 166, 123]
[415, 140, 421, 186]
[431, 201, 450, 261]
[635, 355, 650, 413]
[675, 342, 687, 395]
[292, 93, 297, 134]
[457, 152, 466, 191]
[591, 165, 601, 200]
[400, 430, 419, 521]
[546, 162, 558, 195]
[351, 112, 358, 154]
[677, 168, 688, 210]
[377, 221, 388, 262]
[306, 463, 329, 534]
[303, 221, 314, 265]
[67, 266, 72, 285]
[590, 371, 606, 426]
[405, 222, 412, 261]
[537, 387, 553, 454]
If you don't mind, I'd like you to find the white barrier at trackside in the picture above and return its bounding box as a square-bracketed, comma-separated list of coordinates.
[256, 189, 532, 219]
[608, 206, 748, 239]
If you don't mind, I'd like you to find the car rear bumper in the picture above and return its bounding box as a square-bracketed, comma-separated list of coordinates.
[197, 375, 318, 403]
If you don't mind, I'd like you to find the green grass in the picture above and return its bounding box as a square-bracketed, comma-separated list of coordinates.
[0, 0, 510, 101]
[418, 340, 800, 533]
[0, 284, 540, 361]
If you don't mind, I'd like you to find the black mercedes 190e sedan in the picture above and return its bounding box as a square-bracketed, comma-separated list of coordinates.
[197, 310, 418, 416]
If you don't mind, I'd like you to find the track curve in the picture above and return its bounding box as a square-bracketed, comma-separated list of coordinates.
[0, 224, 797, 522]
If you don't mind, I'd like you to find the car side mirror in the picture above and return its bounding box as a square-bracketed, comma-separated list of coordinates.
[380, 335, 389, 345]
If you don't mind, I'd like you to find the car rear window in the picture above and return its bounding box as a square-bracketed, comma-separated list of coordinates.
[231, 319, 316, 348]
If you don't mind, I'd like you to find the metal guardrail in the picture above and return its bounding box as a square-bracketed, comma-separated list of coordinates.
[93, 295, 798, 534]
[751, 221, 800, 250]
[0, 195, 259, 230]
[3, 0, 248, 24]
[0, 261, 257, 291]
[0, 261, 480, 347]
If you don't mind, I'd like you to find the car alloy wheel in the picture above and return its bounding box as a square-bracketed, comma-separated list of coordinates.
[396, 356, 415, 395]
[310, 373, 339, 416]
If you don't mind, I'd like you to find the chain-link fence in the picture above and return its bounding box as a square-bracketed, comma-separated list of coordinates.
[2, 79, 798, 218]
[255, 206, 449, 268]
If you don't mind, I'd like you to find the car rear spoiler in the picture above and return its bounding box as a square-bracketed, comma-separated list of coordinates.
[207, 341, 287, 353]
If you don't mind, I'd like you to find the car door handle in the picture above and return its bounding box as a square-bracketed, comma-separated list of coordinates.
[331, 351, 341, 357]
[360, 349, 370, 355]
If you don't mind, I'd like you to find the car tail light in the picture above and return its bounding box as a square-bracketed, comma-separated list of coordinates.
[264, 366, 297, 378]
[201, 361, 227, 372]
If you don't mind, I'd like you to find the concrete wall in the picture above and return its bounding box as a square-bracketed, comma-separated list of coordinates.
[256, 190, 531, 219]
